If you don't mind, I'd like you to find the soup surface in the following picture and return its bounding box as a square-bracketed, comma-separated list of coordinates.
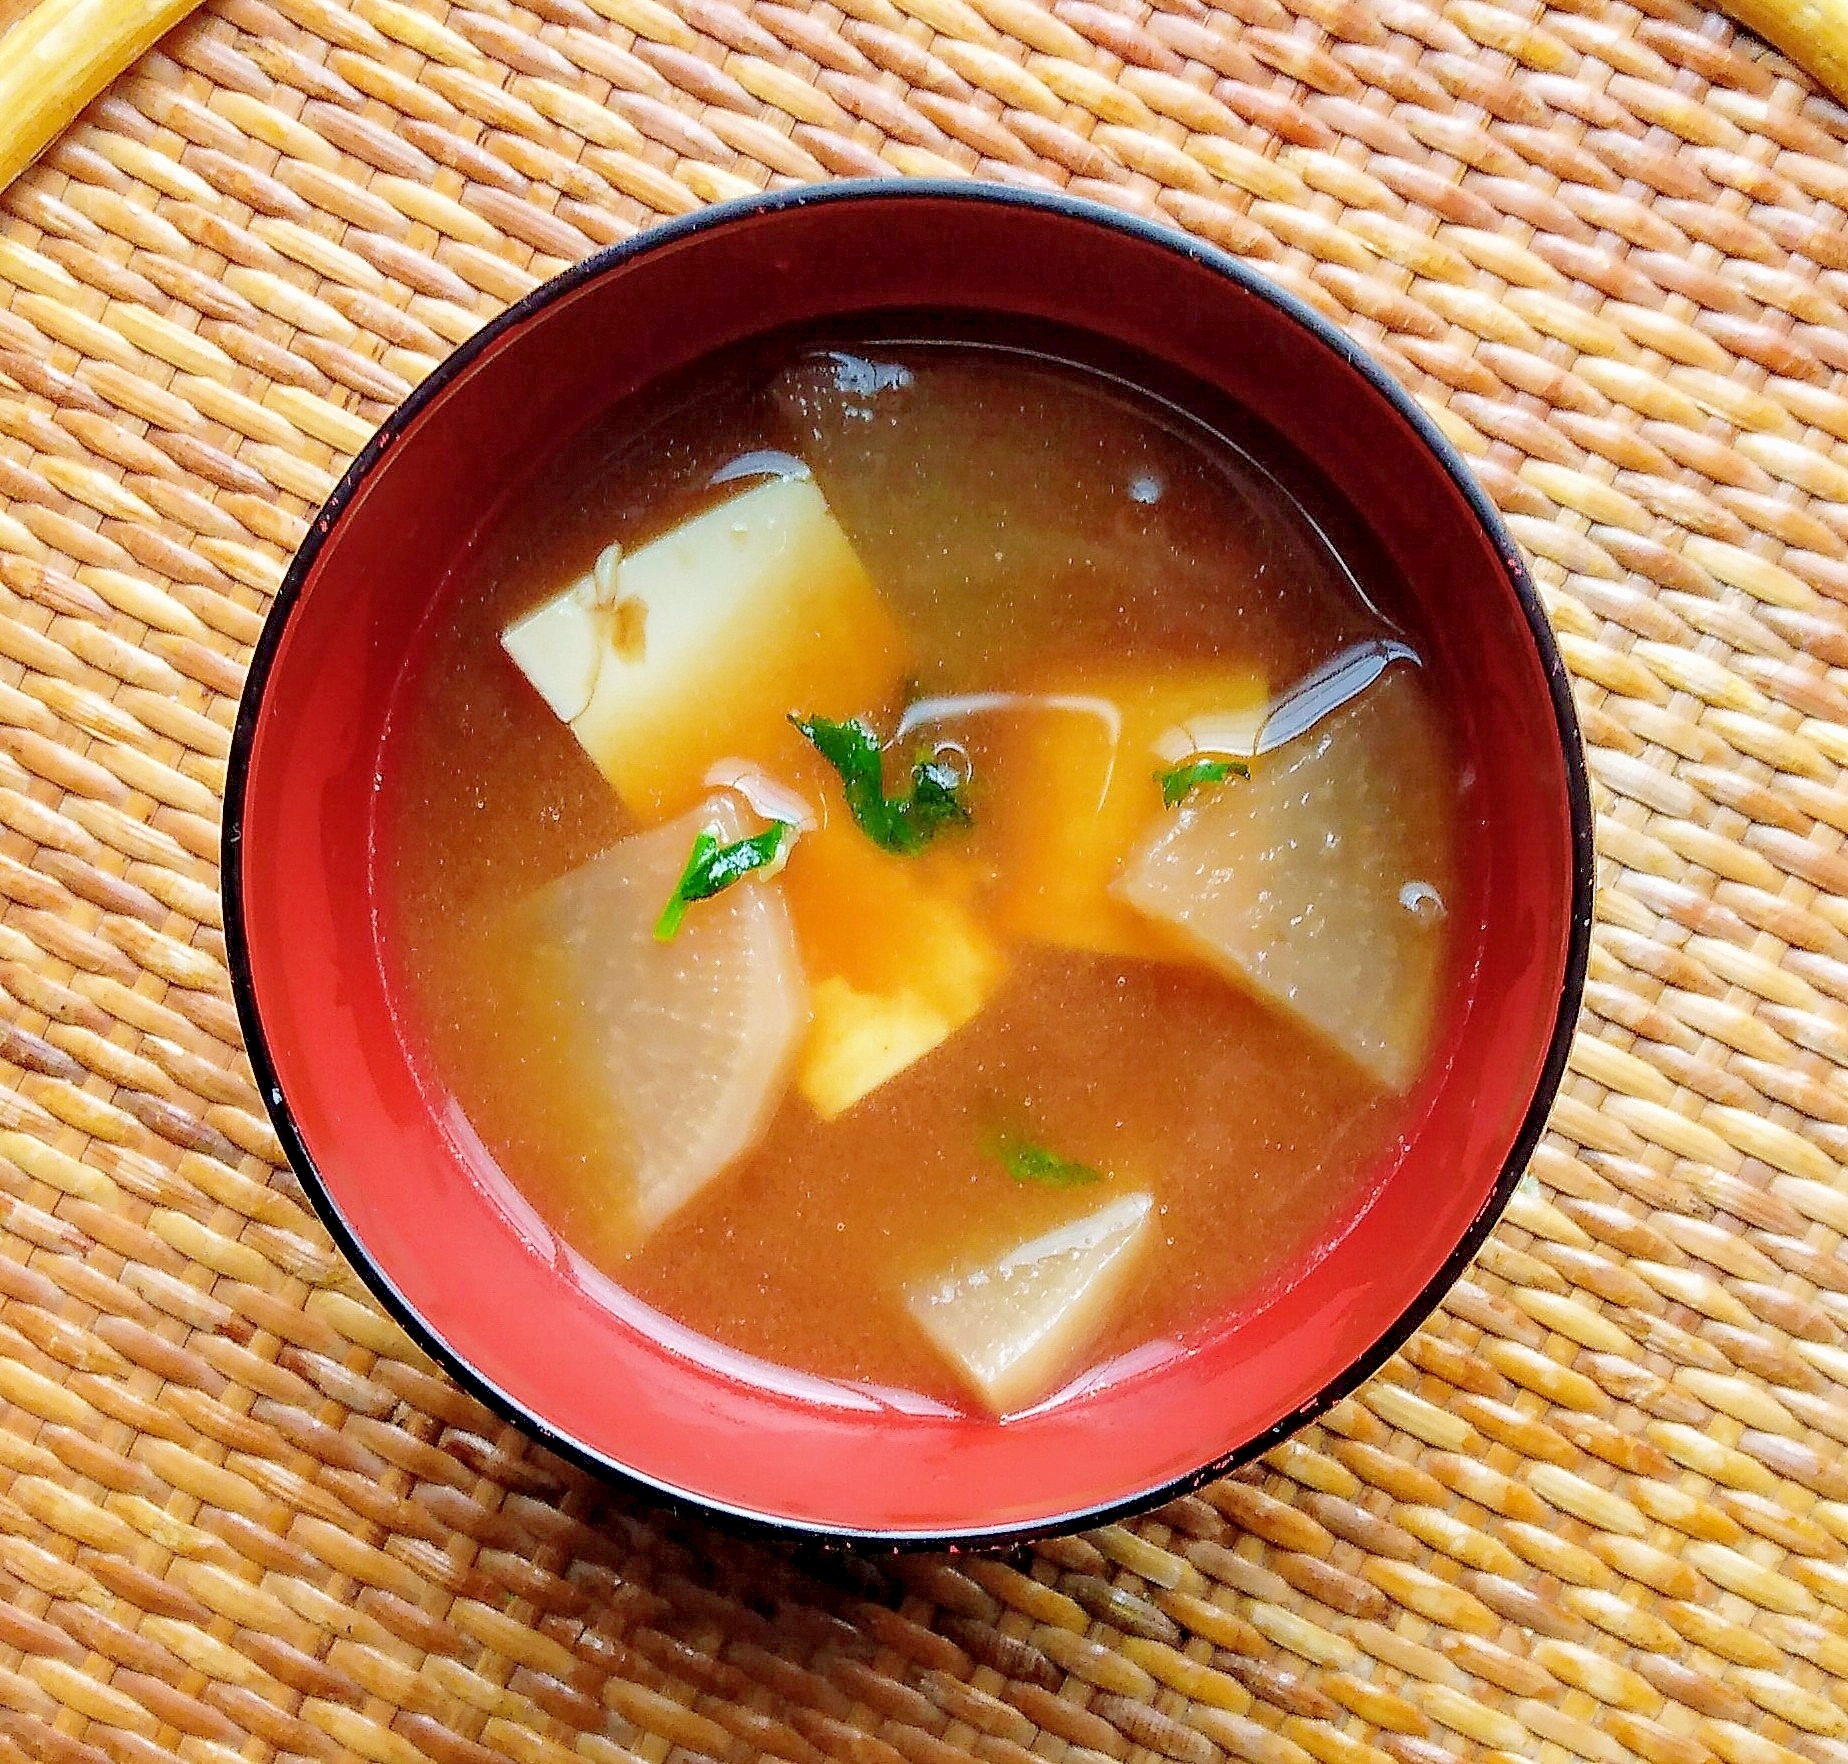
[381, 337, 1471, 1415]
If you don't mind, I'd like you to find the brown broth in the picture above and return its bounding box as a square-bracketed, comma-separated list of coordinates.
[381, 337, 1459, 1409]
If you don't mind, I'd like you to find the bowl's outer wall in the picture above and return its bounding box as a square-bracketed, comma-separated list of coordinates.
[233, 188, 1588, 1541]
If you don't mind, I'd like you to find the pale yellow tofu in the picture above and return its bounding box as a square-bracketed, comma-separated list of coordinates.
[907, 1192, 1155, 1414]
[502, 477, 909, 820]
[780, 818, 1003, 1118]
[521, 798, 809, 1234]
[1113, 665, 1456, 1094]
[988, 663, 1267, 963]
[800, 978, 956, 1121]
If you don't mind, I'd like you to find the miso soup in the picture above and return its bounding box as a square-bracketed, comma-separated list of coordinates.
[381, 335, 1474, 1416]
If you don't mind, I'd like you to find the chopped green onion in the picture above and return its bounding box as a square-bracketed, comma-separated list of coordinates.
[1155, 755, 1249, 808]
[654, 820, 795, 942]
[985, 1127, 1104, 1189]
[789, 713, 971, 854]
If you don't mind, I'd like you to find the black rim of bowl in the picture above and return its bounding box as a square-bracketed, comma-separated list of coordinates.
[223, 178, 1598, 1551]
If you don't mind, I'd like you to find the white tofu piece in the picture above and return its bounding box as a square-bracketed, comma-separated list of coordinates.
[780, 823, 1004, 1120]
[502, 476, 909, 819]
[907, 1193, 1155, 1414]
[1113, 665, 1456, 1094]
[801, 978, 958, 1122]
[502, 575, 606, 723]
[522, 798, 809, 1233]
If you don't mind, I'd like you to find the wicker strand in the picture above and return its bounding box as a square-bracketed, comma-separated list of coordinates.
[4, 1, 1848, 1762]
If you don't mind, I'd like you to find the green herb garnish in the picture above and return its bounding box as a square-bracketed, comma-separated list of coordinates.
[789, 714, 972, 855]
[985, 1128, 1104, 1189]
[653, 820, 796, 942]
[1156, 755, 1250, 808]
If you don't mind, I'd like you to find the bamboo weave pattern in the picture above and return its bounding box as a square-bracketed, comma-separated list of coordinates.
[3, 0, 1848, 1761]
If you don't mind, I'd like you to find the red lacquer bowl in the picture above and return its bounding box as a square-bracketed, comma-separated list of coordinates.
[226, 183, 1593, 1545]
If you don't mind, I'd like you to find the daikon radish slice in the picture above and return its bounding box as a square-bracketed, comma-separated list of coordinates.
[906, 1192, 1155, 1414]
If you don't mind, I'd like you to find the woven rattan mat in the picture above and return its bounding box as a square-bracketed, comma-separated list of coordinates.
[4, 0, 1848, 1760]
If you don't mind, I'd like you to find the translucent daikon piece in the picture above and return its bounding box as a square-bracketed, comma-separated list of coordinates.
[1114, 664, 1455, 1094]
[907, 1192, 1155, 1414]
[771, 348, 1329, 679]
[501, 477, 909, 820]
[522, 797, 809, 1232]
[780, 819, 1003, 1118]
[983, 664, 1267, 963]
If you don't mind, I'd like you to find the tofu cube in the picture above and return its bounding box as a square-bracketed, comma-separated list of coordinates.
[502, 477, 909, 820]
[779, 818, 1004, 1119]
[800, 977, 959, 1122]
[907, 1192, 1155, 1414]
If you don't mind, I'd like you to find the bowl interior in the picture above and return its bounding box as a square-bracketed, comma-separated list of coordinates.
[230, 187, 1589, 1541]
